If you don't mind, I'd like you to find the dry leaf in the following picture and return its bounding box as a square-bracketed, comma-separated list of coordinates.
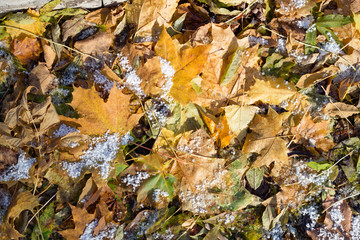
[29, 64, 56, 94]
[155, 28, 211, 104]
[59, 205, 95, 240]
[61, 85, 142, 135]
[324, 102, 360, 118]
[292, 114, 335, 152]
[11, 37, 42, 65]
[41, 39, 57, 68]
[6, 191, 39, 220]
[85, 6, 125, 32]
[0, 146, 17, 172]
[297, 65, 339, 88]
[74, 31, 113, 55]
[243, 108, 290, 177]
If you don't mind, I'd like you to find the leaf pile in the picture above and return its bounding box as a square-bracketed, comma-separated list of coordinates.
[0, 0, 360, 239]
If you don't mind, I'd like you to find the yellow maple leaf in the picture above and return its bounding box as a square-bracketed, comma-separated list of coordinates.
[61, 85, 143, 135]
[4, 10, 46, 39]
[155, 28, 211, 104]
[242, 108, 290, 177]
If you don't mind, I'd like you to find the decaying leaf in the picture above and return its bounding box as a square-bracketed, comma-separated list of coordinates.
[11, 37, 41, 65]
[62, 85, 142, 135]
[6, 191, 39, 220]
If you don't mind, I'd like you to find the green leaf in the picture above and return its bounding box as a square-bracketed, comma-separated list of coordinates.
[316, 14, 353, 28]
[306, 161, 332, 171]
[220, 187, 253, 211]
[305, 25, 317, 54]
[137, 173, 177, 201]
[40, 8, 88, 22]
[167, 13, 187, 37]
[40, 0, 62, 16]
[116, 163, 128, 176]
[246, 167, 265, 190]
[220, 48, 243, 85]
[316, 26, 342, 46]
[31, 202, 55, 240]
[203, 223, 221, 240]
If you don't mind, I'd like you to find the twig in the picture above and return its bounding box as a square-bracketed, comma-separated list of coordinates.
[322, 192, 360, 213]
[0, 25, 101, 61]
[24, 193, 56, 232]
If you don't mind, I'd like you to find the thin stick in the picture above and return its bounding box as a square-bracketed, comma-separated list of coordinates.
[0, 25, 101, 61]
[24, 193, 56, 231]
[322, 192, 360, 213]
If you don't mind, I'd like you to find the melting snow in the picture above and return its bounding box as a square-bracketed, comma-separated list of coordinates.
[0, 151, 36, 182]
[159, 57, 175, 101]
[296, 16, 312, 29]
[93, 70, 114, 96]
[122, 171, 150, 191]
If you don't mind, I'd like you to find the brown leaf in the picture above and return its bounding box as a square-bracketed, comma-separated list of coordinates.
[61, 15, 87, 42]
[243, 108, 290, 177]
[324, 102, 360, 118]
[41, 39, 57, 68]
[296, 65, 339, 89]
[74, 31, 113, 55]
[86, 6, 125, 32]
[11, 37, 41, 65]
[292, 114, 335, 152]
[61, 85, 142, 135]
[0, 146, 17, 172]
[29, 64, 56, 94]
[59, 205, 95, 240]
[6, 191, 39, 220]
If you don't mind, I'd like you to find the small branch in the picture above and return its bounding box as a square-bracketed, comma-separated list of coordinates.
[0, 25, 101, 61]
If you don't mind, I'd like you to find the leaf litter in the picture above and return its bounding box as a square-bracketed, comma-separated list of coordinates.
[1, 0, 360, 239]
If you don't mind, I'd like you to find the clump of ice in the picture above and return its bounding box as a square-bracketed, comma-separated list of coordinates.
[61, 64, 79, 85]
[329, 201, 345, 231]
[120, 131, 134, 146]
[53, 124, 79, 138]
[276, 38, 287, 54]
[151, 229, 175, 240]
[122, 171, 150, 192]
[80, 219, 118, 240]
[0, 189, 11, 223]
[152, 189, 169, 202]
[299, 205, 320, 230]
[249, 36, 269, 46]
[0, 151, 36, 182]
[62, 132, 120, 179]
[118, 53, 146, 98]
[264, 223, 284, 240]
[350, 215, 360, 239]
[296, 16, 312, 29]
[93, 70, 114, 96]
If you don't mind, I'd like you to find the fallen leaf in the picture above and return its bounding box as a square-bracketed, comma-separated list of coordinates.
[324, 102, 360, 118]
[6, 191, 39, 220]
[291, 114, 335, 152]
[155, 28, 211, 104]
[11, 37, 42, 65]
[246, 77, 297, 105]
[59, 205, 95, 240]
[296, 65, 339, 88]
[243, 108, 290, 177]
[41, 39, 57, 68]
[0, 146, 17, 172]
[85, 6, 125, 32]
[29, 64, 56, 94]
[74, 31, 113, 55]
[62, 85, 142, 135]
[61, 15, 87, 42]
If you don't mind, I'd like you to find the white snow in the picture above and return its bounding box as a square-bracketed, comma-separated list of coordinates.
[118, 53, 146, 98]
[159, 57, 175, 101]
[0, 151, 36, 182]
[299, 205, 320, 230]
[296, 16, 312, 29]
[93, 70, 114, 96]
[152, 189, 169, 202]
[80, 219, 118, 240]
[62, 132, 120, 179]
[53, 124, 79, 138]
[122, 171, 150, 192]
[120, 131, 134, 146]
[350, 215, 360, 239]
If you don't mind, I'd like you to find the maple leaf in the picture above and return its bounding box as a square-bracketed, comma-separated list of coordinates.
[242, 108, 290, 177]
[61, 85, 143, 135]
[59, 205, 95, 240]
[155, 28, 211, 104]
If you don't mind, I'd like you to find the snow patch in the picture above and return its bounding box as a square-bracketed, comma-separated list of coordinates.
[80, 219, 118, 240]
[0, 151, 36, 182]
[53, 124, 79, 138]
[62, 132, 120, 179]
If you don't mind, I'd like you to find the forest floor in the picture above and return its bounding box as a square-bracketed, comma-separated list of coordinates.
[0, 0, 360, 239]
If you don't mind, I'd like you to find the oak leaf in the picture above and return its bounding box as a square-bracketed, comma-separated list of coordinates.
[62, 85, 142, 135]
[155, 28, 211, 104]
[242, 108, 290, 177]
